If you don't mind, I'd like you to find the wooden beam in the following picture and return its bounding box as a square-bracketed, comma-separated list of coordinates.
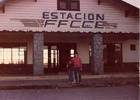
[125, 10, 129, 17]
[2, 4, 5, 13]
[98, 0, 101, 5]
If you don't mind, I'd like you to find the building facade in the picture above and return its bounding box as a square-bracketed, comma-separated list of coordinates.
[0, 0, 139, 75]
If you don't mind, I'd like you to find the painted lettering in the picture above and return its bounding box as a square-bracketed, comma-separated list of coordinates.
[88, 13, 94, 20]
[60, 12, 66, 19]
[95, 21, 104, 28]
[75, 13, 82, 20]
[96, 14, 104, 20]
[58, 20, 68, 27]
[51, 12, 58, 19]
[44, 20, 56, 27]
[82, 21, 94, 28]
[70, 20, 81, 28]
[67, 13, 73, 19]
[43, 12, 50, 19]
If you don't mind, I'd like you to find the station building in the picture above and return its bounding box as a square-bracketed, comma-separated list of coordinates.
[0, 0, 139, 75]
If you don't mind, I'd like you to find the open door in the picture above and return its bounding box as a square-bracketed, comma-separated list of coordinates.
[44, 43, 76, 73]
[104, 43, 122, 72]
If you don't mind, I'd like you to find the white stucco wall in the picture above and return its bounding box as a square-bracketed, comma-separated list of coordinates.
[77, 42, 89, 64]
[122, 40, 139, 62]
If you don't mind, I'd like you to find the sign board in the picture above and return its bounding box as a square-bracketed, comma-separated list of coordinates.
[11, 11, 118, 32]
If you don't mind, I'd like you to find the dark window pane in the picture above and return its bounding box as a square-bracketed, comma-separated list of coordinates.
[130, 44, 136, 51]
[57, 0, 80, 11]
[59, 1, 67, 9]
[70, 1, 79, 10]
[58, 0, 67, 10]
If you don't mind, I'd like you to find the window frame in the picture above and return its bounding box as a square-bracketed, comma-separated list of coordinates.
[0, 47, 26, 64]
[57, 0, 80, 11]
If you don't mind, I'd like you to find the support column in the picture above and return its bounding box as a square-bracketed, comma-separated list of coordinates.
[91, 33, 104, 74]
[33, 33, 44, 75]
[27, 40, 33, 64]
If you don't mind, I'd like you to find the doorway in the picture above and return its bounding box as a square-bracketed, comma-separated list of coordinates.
[103, 43, 122, 72]
[44, 43, 76, 73]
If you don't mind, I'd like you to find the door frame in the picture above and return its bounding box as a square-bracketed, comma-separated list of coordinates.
[44, 43, 76, 73]
[103, 43, 122, 72]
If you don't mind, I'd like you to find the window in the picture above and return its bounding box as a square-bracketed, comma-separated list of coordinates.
[70, 0, 80, 10]
[70, 49, 75, 57]
[43, 46, 59, 68]
[130, 44, 136, 51]
[50, 46, 59, 67]
[57, 0, 80, 11]
[0, 47, 26, 64]
[43, 46, 48, 66]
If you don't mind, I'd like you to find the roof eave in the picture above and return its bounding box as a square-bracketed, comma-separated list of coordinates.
[121, 0, 140, 9]
[0, 0, 8, 6]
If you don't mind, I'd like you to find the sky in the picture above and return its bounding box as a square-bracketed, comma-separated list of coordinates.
[122, 0, 140, 8]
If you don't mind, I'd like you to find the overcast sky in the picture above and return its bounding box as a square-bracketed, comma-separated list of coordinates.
[122, 0, 140, 8]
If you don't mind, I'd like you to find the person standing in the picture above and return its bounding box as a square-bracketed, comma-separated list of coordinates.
[67, 58, 74, 83]
[71, 52, 82, 85]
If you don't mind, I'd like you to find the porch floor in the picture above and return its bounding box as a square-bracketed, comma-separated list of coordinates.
[0, 73, 138, 89]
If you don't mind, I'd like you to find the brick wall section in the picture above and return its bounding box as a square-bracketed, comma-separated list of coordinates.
[91, 34, 104, 74]
[33, 33, 44, 75]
